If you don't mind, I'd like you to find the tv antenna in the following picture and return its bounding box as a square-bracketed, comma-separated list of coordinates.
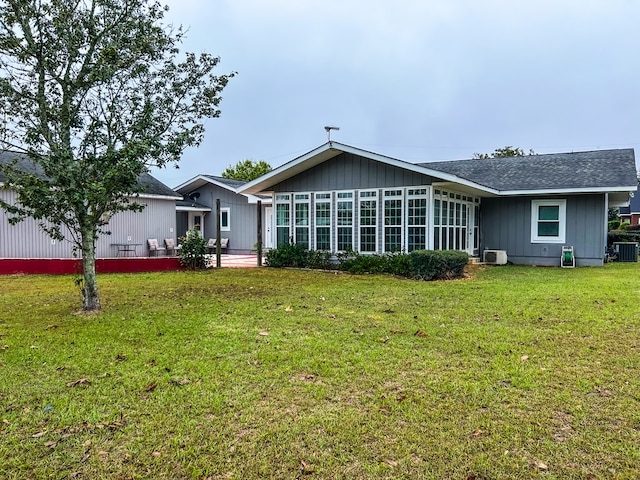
[324, 125, 340, 142]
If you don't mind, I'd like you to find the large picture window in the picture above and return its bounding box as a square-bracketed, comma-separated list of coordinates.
[531, 199, 566, 243]
[407, 188, 428, 251]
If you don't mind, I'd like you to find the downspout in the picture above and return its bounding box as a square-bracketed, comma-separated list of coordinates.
[604, 193, 609, 262]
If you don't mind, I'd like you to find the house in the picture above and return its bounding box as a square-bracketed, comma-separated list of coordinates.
[238, 142, 638, 266]
[0, 151, 182, 261]
[619, 186, 640, 225]
[173, 175, 272, 253]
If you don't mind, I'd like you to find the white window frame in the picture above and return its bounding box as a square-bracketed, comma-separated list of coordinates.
[220, 207, 230, 232]
[336, 190, 354, 252]
[358, 190, 378, 253]
[294, 193, 310, 247]
[531, 199, 566, 244]
[314, 192, 332, 251]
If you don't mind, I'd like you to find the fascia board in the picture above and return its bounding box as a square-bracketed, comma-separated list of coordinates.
[176, 205, 213, 212]
[134, 193, 183, 201]
[495, 185, 639, 196]
[174, 175, 239, 194]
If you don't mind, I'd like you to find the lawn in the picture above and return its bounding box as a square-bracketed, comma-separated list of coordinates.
[0, 264, 639, 479]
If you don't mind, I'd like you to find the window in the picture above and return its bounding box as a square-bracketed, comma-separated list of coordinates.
[359, 190, 378, 253]
[407, 188, 428, 252]
[337, 192, 353, 251]
[220, 207, 230, 232]
[531, 199, 566, 243]
[275, 194, 291, 246]
[315, 193, 332, 251]
[294, 194, 310, 248]
[384, 190, 403, 252]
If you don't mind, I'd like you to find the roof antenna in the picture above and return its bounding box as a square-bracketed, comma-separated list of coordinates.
[324, 125, 340, 142]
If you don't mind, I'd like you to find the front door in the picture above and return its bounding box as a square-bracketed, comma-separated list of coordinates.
[188, 212, 204, 236]
[264, 206, 273, 249]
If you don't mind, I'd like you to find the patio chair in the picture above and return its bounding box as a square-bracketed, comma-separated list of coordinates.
[207, 238, 229, 253]
[147, 238, 166, 256]
[164, 238, 181, 256]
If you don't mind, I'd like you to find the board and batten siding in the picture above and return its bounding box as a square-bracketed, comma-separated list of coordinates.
[481, 194, 606, 266]
[185, 184, 259, 253]
[271, 152, 433, 192]
[0, 189, 177, 258]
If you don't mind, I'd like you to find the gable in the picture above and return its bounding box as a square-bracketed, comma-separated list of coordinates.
[271, 152, 434, 192]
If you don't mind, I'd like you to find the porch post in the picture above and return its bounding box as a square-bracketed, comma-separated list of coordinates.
[257, 200, 263, 266]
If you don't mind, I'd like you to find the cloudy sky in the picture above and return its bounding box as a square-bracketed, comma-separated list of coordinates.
[153, 0, 640, 188]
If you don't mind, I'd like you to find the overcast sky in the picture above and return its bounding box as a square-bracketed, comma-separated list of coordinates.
[152, 0, 640, 188]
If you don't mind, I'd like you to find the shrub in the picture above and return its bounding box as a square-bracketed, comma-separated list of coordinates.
[625, 223, 640, 231]
[619, 221, 630, 229]
[608, 219, 621, 231]
[266, 244, 468, 281]
[607, 230, 640, 246]
[178, 229, 208, 270]
[264, 243, 309, 268]
[406, 250, 468, 280]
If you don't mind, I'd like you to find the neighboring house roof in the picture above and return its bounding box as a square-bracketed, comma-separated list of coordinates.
[619, 185, 640, 215]
[0, 150, 181, 199]
[239, 142, 638, 204]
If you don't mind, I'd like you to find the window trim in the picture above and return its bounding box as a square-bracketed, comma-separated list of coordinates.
[220, 207, 230, 232]
[531, 199, 566, 244]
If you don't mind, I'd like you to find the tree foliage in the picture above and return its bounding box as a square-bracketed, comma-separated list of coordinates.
[221, 159, 272, 181]
[473, 146, 536, 159]
[0, 0, 234, 310]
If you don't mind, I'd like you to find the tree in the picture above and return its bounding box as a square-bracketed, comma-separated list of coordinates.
[0, 0, 234, 311]
[221, 160, 272, 181]
[473, 146, 536, 159]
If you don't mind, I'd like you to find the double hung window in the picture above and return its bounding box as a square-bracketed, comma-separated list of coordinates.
[531, 199, 566, 243]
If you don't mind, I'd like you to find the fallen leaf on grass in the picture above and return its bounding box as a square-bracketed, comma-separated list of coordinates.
[170, 378, 191, 386]
[66, 378, 90, 388]
[285, 306, 293, 312]
[144, 382, 158, 392]
[384, 459, 398, 467]
[520, 355, 529, 361]
[414, 330, 427, 338]
[300, 460, 314, 473]
[44, 441, 57, 448]
[258, 331, 269, 336]
[152, 451, 161, 457]
[98, 451, 109, 456]
[32, 430, 47, 438]
[534, 460, 548, 470]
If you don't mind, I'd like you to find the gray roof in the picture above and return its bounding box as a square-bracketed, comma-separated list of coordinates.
[202, 175, 247, 189]
[0, 150, 179, 198]
[420, 148, 637, 192]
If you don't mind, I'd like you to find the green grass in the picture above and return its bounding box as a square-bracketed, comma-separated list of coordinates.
[0, 264, 639, 479]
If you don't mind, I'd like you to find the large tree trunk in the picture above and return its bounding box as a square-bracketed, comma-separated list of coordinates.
[81, 227, 101, 311]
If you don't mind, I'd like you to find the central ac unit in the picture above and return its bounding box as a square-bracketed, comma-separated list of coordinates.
[483, 249, 507, 265]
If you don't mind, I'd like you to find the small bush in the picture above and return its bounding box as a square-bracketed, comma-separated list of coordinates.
[178, 229, 208, 270]
[608, 230, 640, 246]
[608, 219, 621, 231]
[264, 243, 310, 268]
[408, 250, 469, 280]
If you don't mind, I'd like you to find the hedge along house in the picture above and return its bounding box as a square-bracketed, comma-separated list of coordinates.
[0, 151, 182, 268]
[238, 142, 638, 267]
[174, 175, 272, 253]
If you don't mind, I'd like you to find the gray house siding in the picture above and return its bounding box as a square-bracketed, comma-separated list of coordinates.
[184, 185, 259, 253]
[0, 189, 177, 258]
[481, 194, 606, 266]
[271, 152, 433, 192]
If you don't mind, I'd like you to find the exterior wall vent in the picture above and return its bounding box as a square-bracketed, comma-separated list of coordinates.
[483, 249, 507, 265]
